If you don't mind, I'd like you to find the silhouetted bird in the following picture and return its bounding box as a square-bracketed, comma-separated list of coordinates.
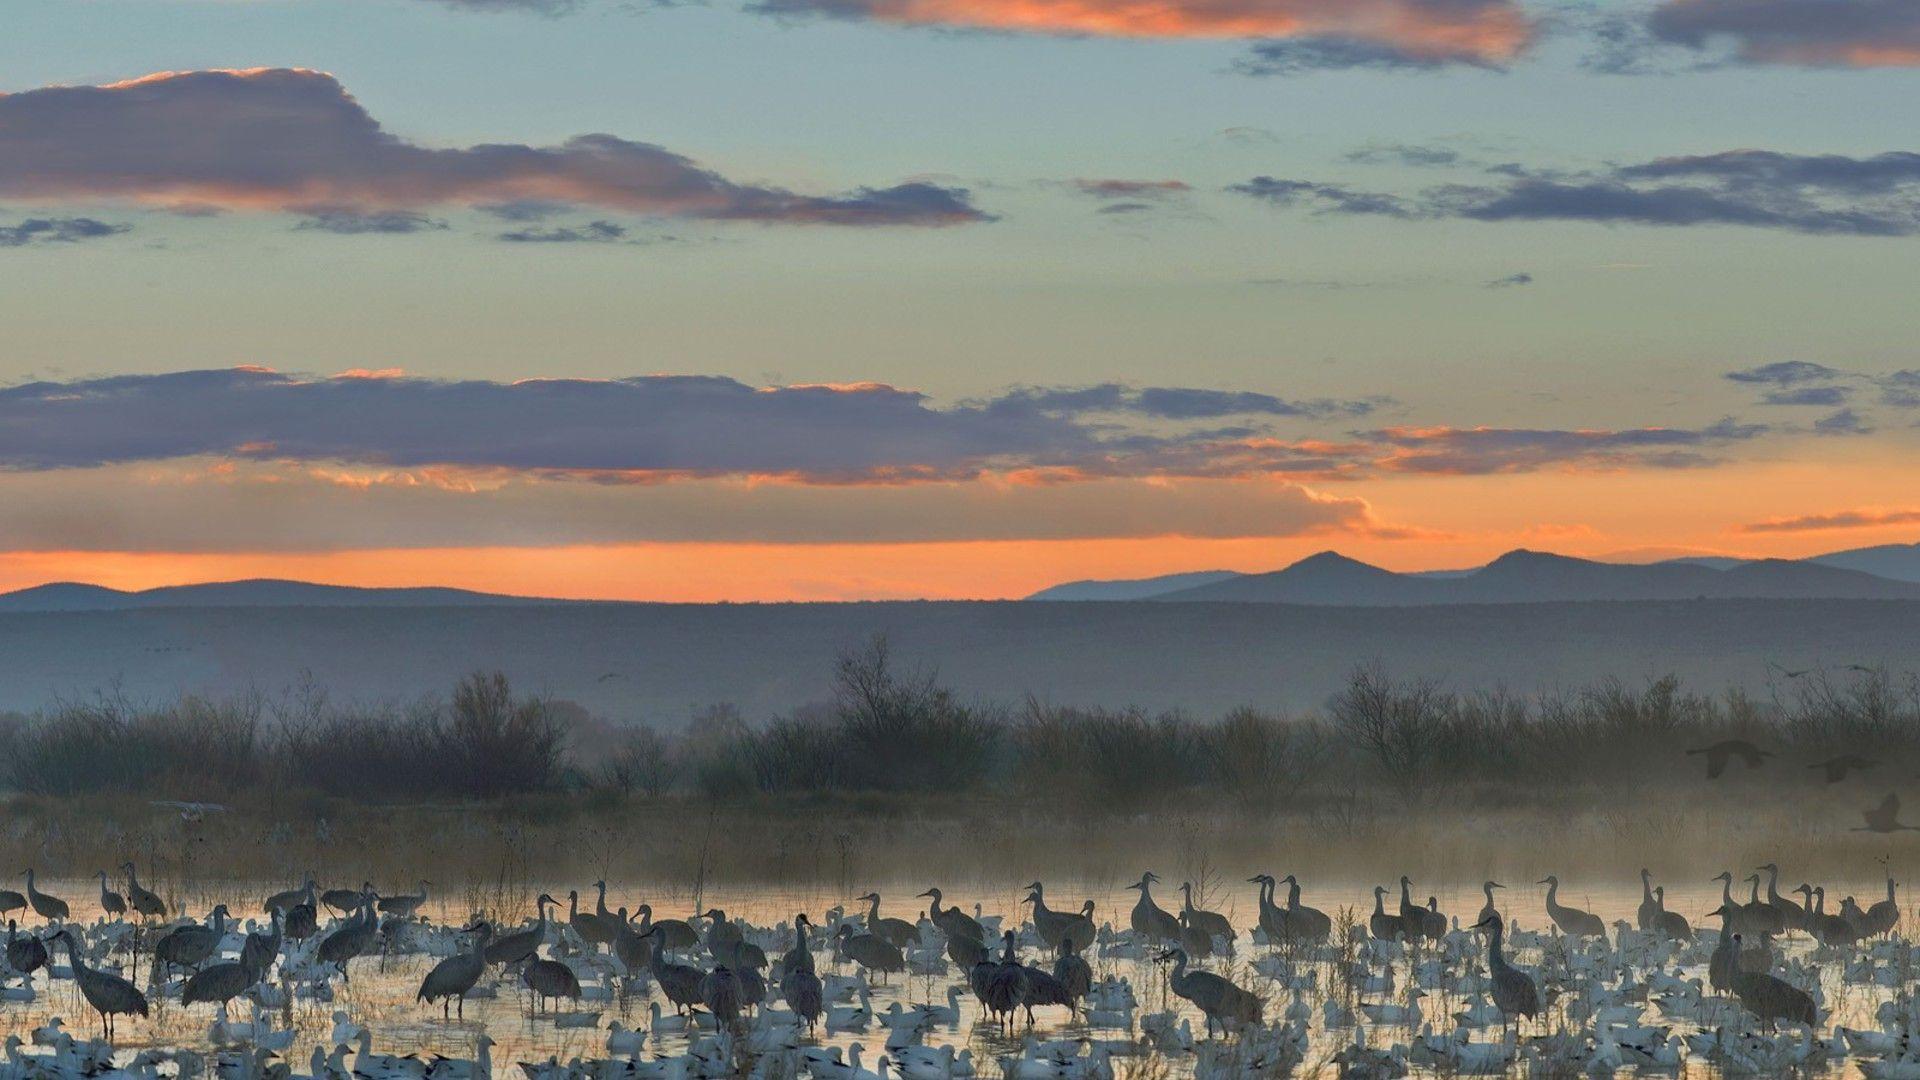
[1810, 755, 1878, 783]
[1854, 793, 1919, 833]
[1687, 739, 1772, 779]
[1846, 664, 1878, 674]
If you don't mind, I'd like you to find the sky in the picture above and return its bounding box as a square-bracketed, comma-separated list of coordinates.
[2, 0, 1919, 601]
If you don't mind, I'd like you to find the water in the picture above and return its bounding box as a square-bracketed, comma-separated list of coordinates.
[1, 877, 1908, 1077]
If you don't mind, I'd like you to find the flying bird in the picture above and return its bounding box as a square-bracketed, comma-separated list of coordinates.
[1853, 793, 1919, 834]
[1809, 755, 1878, 783]
[1767, 662, 1811, 679]
[1686, 740, 1772, 779]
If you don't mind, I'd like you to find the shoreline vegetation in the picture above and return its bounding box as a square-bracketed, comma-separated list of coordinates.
[3, 637, 1916, 896]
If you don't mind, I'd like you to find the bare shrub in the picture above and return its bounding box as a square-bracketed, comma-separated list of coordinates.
[599, 726, 678, 797]
[831, 635, 998, 792]
[1328, 662, 1452, 792]
[1197, 708, 1326, 813]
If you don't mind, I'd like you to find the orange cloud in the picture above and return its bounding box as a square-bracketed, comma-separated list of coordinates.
[763, 0, 1533, 62]
[1738, 507, 1920, 533]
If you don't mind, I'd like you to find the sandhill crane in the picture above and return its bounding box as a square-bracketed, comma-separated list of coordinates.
[241, 908, 282, 976]
[1855, 793, 1919, 832]
[1758, 863, 1805, 931]
[1686, 739, 1771, 779]
[0, 887, 23, 918]
[1651, 888, 1692, 941]
[1277, 874, 1330, 943]
[1741, 873, 1786, 935]
[1636, 870, 1659, 931]
[917, 888, 982, 943]
[418, 922, 492, 1019]
[612, 907, 652, 977]
[181, 950, 266, 1010]
[834, 923, 905, 982]
[1021, 883, 1082, 949]
[1478, 882, 1504, 928]
[1538, 876, 1605, 938]
[980, 931, 1028, 1032]
[318, 893, 378, 982]
[1866, 874, 1901, 937]
[1810, 754, 1877, 783]
[635, 905, 700, 951]
[1399, 877, 1444, 940]
[1127, 872, 1182, 943]
[53, 929, 147, 1041]
[700, 907, 745, 957]
[1017, 957, 1073, 1025]
[285, 894, 318, 942]
[591, 880, 620, 935]
[1051, 936, 1091, 1013]
[1706, 905, 1737, 991]
[321, 883, 369, 917]
[378, 880, 431, 919]
[567, 889, 612, 952]
[1470, 914, 1537, 1037]
[1248, 876, 1286, 942]
[157, 904, 230, 978]
[1158, 947, 1261, 1037]
[94, 872, 126, 919]
[522, 954, 582, 1013]
[1728, 935, 1816, 1030]
[1808, 886, 1861, 946]
[488, 894, 555, 966]
[1369, 886, 1408, 941]
[23, 870, 67, 922]
[780, 914, 823, 1032]
[857, 893, 917, 949]
[120, 863, 164, 920]
[700, 963, 742, 1027]
[640, 926, 706, 1015]
[5, 920, 47, 975]
[1178, 882, 1235, 946]
[264, 875, 316, 916]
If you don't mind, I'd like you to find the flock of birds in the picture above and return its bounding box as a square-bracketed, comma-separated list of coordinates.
[4, 865, 1920, 1078]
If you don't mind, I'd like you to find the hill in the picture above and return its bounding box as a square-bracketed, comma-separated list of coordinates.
[0, 579, 561, 613]
[1027, 570, 1239, 601]
[1036, 548, 1920, 605]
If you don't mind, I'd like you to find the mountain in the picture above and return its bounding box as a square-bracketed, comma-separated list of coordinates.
[1027, 570, 1240, 601]
[1142, 548, 1920, 605]
[1809, 542, 1920, 583]
[1164, 551, 1443, 604]
[0, 579, 561, 613]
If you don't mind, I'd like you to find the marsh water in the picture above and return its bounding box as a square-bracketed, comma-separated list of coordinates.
[2, 877, 1912, 1077]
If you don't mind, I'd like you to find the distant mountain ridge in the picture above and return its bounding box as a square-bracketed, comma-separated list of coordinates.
[1029, 543, 1920, 606]
[1026, 570, 1241, 601]
[0, 579, 564, 613]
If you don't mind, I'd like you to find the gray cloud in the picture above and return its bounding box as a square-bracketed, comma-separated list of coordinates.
[1647, 0, 1920, 67]
[498, 221, 629, 243]
[0, 69, 987, 227]
[1228, 177, 1417, 217]
[1725, 360, 1848, 385]
[1814, 407, 1873, 435]
[0, 368, 1771, 487]
[1760, 386, 1850, 406]
[1343, 143, 1463, 167]
[0, 464, 1394, 550]
[1367, 418, 1769, 474]
[1236, 149, 1920, 236]
[0, 369, 1388, 483]
[0, 216, 129, 247]
[295, 210, 449, 235]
